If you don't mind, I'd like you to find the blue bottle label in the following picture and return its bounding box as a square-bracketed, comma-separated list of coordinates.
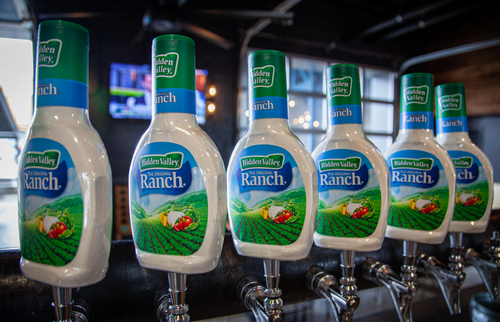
[329, 105, 362, 125]
[400, 111, 434, 130]
[36, 78, 88, 109]
[250, 96, 288, 119]
[448, 150, 489, 221]
[436, 117, 468, 133]
[154, 88, 196, 114]
[386, 150, 450, 231]
[129, 142, 207, 256]
[315, 149, 382, 238]
[228, 145, 306, 245]
[18, 138, 83, 266]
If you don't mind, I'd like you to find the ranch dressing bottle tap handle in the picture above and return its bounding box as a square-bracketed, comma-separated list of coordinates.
[228, 50, 317, 321]
[18, 20, 113, 322]
[365, 73, 457, 322]
[129, 34, 227, 322]
[311, 64, 390, 321]
[433, 82, 495, 308]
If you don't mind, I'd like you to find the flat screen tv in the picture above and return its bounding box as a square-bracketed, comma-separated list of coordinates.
[109, 62, 207, 123]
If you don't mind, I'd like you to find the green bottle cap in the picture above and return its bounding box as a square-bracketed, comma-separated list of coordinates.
[435, 83, 467, 119]
[326, 64, 361, 106]
[400, 73, 434, 112]
[152, 34, 195, 114]
[153, 34, 195, 91]
[248, 50, 287, 119]
[249, 50, 287, 99]
[36, 20, 88, 84]
[36, 20, 89, 109]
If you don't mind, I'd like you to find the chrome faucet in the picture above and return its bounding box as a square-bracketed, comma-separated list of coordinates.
[363, 241, 418, 322]
[237, 259, 286, 322]
[306, 251, 360, 322]
[156, 273, 190, 322]
[465, 231, 500, 299]
[415, 251, 465, 314]
[52, 287, 88, 322]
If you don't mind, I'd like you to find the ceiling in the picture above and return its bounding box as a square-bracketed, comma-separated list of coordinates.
[3, 0, 500, 68]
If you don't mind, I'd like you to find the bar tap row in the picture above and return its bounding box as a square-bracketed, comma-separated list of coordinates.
[16, 20, 496, 322]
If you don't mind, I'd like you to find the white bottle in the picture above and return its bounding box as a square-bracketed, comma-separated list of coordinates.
[435, 83, 494, 233]
[128, 35, 226, 274]
[384, 73, 456, 244]
[227, 50, 318, 261]
[18, 20, 112, 288]
[312, 64, 390, 252]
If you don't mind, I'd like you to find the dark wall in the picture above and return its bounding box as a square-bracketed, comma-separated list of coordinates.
[469, 116, 500, 182]
[79, 17, 237, 184]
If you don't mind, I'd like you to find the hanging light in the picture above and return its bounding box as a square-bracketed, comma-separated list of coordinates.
[208, 85, 217, 97]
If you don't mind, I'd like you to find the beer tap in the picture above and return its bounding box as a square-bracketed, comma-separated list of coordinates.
[363, 241, 418, 322]
[237, 260, 286, 322]
[306, 251, 360, 322]
[465, 231, 500, 299]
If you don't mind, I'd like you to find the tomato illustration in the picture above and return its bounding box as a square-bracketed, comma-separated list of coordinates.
[421, 203, 437, 213]
[465, 196, 479, 206]
[182, 216, 194, 227]
[56, 222, 67, 236]
[282, 210, 293, 221]
[359, 207, 369, 216]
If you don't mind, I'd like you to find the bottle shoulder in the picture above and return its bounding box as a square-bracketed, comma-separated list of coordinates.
[313, 135, 388, 170]
[229, 129, 314, 167]
[25, 120, 109, 174]
[132, 124, 225, 173]
[385, 134, 446, 156]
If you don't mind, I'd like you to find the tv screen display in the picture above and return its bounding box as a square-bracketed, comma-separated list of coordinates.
[109, 62, 207, 123]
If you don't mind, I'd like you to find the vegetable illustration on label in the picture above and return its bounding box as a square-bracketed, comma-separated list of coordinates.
[447, 151, 489, 221]
[457, 189, 483, 206]
[346, 196, 375, 219]
[261, 198, 299, 224]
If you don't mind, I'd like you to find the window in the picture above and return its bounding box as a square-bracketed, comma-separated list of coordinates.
[0, 0, 34, 249]
[237, 52, 395, 154]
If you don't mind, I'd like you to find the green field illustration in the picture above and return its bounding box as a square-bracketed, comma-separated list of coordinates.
[454, 180, 489, 221]
[389, 186, 449, 230]
[19, 194, 83, 266]
[316, 187, 381, 238]
[230, 188, 306, 245]
[131, 190, 208, 256]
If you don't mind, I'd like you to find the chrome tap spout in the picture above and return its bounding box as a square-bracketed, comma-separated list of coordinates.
[363, 258, 416, 322]
[237, 276, 286, 322]
[465, 231, 500, 300]
[306, 266, 359, 322]
[363, 241, 418, 322]
[416, 253, 465, 314]
[156, 273, 190, 322]
[52, 287, 88, 322]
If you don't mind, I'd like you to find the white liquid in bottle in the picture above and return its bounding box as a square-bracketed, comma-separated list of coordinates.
[384, 73, 456, 244]
[435, 83, 493, 233]
[227, 50, 318, 261]
[312, 64, 390, 252]
[18, 20, 112, 288]
[128, 35, 226, 274]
